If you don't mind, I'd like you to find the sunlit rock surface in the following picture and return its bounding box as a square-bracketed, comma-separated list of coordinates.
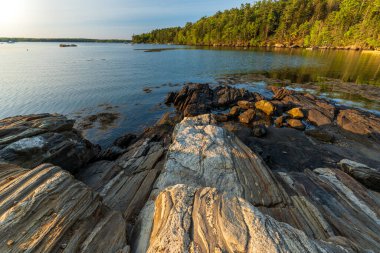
[0, 163, 128, 253]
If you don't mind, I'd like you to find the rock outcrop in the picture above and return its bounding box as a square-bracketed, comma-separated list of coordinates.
[0, 163, 129, 253]
[0, 114, 99, 173]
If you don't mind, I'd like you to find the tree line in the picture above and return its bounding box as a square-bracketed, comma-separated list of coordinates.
[132, 0, 380, 48]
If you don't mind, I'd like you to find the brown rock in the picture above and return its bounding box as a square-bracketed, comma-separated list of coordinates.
[274, 116, 285, 127]
[308, 109, 332, 126]
[238, 109, 255, 124]
[287, 119, 305, 130]
[271, 87, 295, 100]
[255, 100, 275, 116]
[337, 109, 380, 140]
[229, 106, 240, 117]
[237, 100, 255, 109]
[287, 108, 304, 119]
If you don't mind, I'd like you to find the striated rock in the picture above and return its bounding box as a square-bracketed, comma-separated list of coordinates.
[271, 86, 295, 100]
[215, 86, 262, 106]
[287, 107, 304, 119]
[0, 163, 128, 253]
[135, 184, 352, 253]
[78, 137, 166, 221]
[238, 109, 255, 124]
[287, 119, 305, 130]
[255, 100, 275, 115]
[337, 109, 380, 140]
[0, 114, 99, 173]
[338, 159, 380, 191]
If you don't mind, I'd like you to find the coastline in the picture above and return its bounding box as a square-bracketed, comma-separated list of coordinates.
[0, 83, 380, 252]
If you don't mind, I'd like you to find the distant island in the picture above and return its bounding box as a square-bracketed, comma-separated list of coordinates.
[0, 37, 131, 43]
[132, 0, 380, 50]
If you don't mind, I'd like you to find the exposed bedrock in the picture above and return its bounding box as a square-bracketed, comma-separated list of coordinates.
[0, 163, 129, 253]
[0, 114, 99, 173]
[132, 114, 380, 253]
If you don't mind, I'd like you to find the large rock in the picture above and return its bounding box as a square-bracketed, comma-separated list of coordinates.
[0, 163, 129, 253]
[238, 109, 255, 124]
[338, 159, 380, 191]
[287, 107, 304, 119]
[337, 109, 380, 140]
[167, 84, 263, 117]
[0, 114, 99, 173]
[134, 185, 352, 253]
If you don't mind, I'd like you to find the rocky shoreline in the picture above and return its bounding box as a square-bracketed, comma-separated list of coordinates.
[0, 84, 380, 252]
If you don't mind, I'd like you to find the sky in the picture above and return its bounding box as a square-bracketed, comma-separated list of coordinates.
[0, 0, 249, 39]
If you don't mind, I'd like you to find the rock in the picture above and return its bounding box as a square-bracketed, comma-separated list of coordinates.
[287, 108, 304, 119]
[287, 119, 305, 130]
[274, 116, 285, 127]
[255, 100, 275, 116]
[215, 86, 262, 106]
[0, 114, 99, 173]
[305, 129, 335, 143]
[143, 88, 152, 93]
[252, 125, 267, 137]
[338, 159, 380, 191]
[238, 109, 255, 124]
[77, 136, 166, 221]
[308, 108, 333, 126]
[229, 106, 240, 117]
[113, 133, 137, 148]
[214, 114, 229, 122]
[135, 185, 352, 253]
[274, 43, 285, 48]
[271, 87, 295, 100]
[0, 163, 129, 253]
[237, 100, 255, 109]
[164, 91, 177, 105]
[337, 109, 380, 140]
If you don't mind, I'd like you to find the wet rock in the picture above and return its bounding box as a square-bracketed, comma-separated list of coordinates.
[238, 109, 255, 124]
[237, 100, 255, 109]
[337, 109, 380, 141]
[305, 129, 335, 143]
[164, 91, 177, 105]
[0, 114, 99, 173]
[338, 159, 380, 191]
[229, 106, 240, 117]
[287, 119, 305, 130]
[255, 100, 275, 116]
[114, 133, 137, 148]
[0, 163, 129, 253]
[287, 108, 304, 119]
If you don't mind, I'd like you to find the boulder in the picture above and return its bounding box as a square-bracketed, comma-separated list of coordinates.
[255, 100, 275, 116]
[274, 116, 285, 127]
[287, 108, 304, 119]
[0, 114, 99, 173]
[338, 159, 380, 191]
[287, 119, 305, 130]
[337, 109, 380, 140]
[238, 109, 255, 124]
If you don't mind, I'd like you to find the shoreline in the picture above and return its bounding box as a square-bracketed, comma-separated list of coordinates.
[0, 84, 380, 252]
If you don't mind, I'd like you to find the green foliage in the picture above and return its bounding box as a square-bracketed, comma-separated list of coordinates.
[132, 0, 380, 48]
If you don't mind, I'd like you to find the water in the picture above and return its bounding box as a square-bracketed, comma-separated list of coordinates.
[1, 42, 379, 146]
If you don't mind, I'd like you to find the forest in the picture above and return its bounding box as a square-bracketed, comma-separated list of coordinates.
[132, 0, 380, 48]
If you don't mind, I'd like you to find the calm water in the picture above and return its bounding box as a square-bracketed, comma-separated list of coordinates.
[1, 42, 379, 145]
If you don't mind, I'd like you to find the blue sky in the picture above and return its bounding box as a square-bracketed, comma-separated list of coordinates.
[0, 0, 249, 39]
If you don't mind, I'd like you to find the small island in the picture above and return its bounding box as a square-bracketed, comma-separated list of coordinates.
[59, 43, 77, 47]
